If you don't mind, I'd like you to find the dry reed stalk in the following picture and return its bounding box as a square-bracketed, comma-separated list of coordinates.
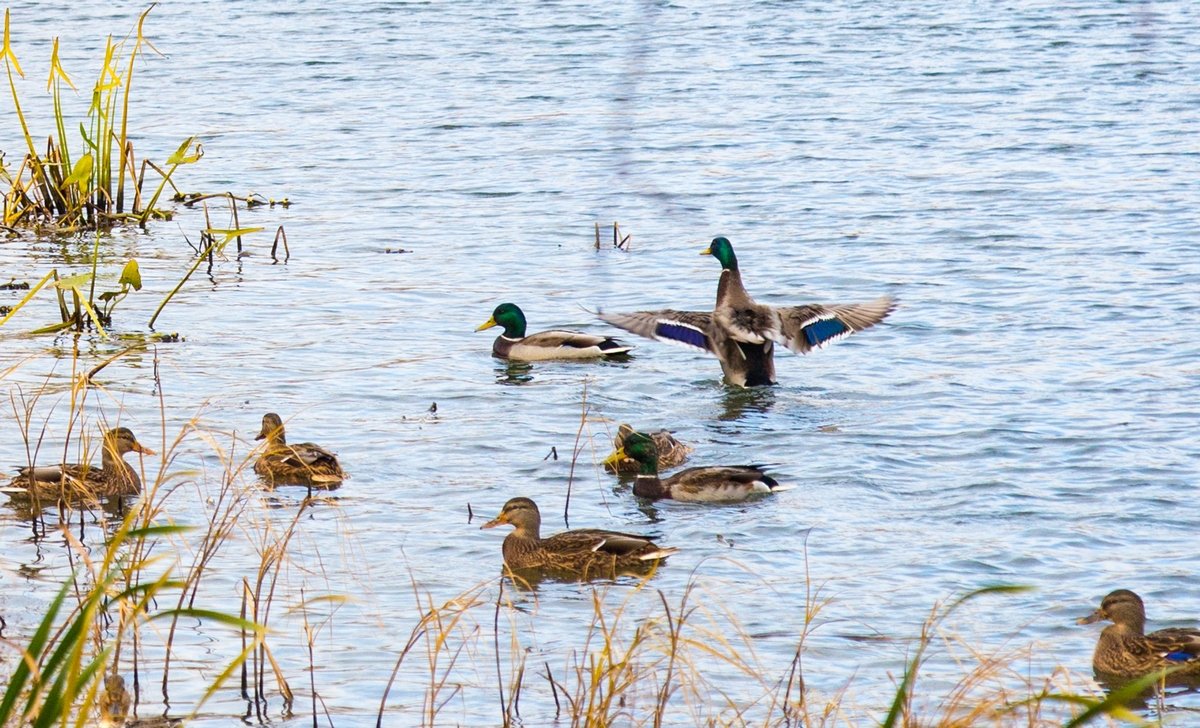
[561, 378, 595, 527]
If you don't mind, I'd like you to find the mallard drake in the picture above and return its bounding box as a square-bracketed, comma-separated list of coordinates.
[480, 497, 676, 577]
[603, 423, 692, 474]
[600, 236, 895, 386]
[8, 427, 155, 499]
[476, 302, 633, 361]
[1078, 589, 1200, 681]
[604, 430, 787, 502]
[254, 413, 345, 486]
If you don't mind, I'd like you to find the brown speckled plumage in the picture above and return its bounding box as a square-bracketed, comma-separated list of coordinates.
[8, 427, 155, 500]
[480, 497, 675, 578]
[254, 413, 345, 487]
[1078, 589, 1200, 681]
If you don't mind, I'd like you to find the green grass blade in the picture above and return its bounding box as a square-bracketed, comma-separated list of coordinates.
[126, 524, 192, 539]
[1061, 670, 1178, 727]
[882, 585, 1031, 728]
[148, 608, 264, 636]
[0, 580, 69, 722]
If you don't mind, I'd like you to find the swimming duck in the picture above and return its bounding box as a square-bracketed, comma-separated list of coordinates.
[8, 427, 155, 499]
[604, 430, 786, 502]
[480, 497, 676, 577]
[254, 412, 345, 486]
[476, 303, 632, 361]
[600, 237, 895, 386]
[603, 423, 692, 474]
[1078, 589, 1200, 681]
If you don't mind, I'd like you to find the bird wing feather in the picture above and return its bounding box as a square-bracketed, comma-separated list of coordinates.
[599, 310, 714, 354]
[775, 296, 896, 354]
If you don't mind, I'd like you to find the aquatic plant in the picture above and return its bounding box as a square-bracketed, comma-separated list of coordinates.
[0, 6, 198, 232]
[0, 7, 268, 337]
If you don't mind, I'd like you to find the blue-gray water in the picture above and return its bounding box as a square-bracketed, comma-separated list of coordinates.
[1, 1, 1198, 724]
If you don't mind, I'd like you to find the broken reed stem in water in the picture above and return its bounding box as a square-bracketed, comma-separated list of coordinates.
[271, 225, 290, 263]
[592, 221, 630, 250]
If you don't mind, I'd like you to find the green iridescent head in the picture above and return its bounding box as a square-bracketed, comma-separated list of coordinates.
[701, 236, 738, 271]
[476, 302, 527, 338]
[607, 430, 659, 475]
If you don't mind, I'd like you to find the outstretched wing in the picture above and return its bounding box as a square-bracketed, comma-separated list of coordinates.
[775, 296, 896, 354]
[599, 310, 715, 354]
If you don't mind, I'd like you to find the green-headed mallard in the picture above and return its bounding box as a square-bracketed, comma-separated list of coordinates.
[476, 302, 632, 361]
[603, 423, 692, 474]
[1078, 589, 1200, 681]
[600, 236, 895, 386]
[254, 413, 345, 487]
[480, 497, 675, 577]
[604, 430, 787, 502]
[8, 427, 155, 499]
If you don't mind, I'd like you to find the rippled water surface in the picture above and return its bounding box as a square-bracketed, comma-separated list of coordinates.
[2, 1, 1199, 724]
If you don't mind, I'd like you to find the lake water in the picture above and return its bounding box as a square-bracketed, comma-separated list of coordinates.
[1, 1, 1198, 724]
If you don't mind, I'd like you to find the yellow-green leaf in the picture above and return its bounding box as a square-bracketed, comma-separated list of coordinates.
[62, 153, 93, 190]
[53, 272, 93, 291]
[46, 37, 75, 92]
[119, 259, 141, 291]
[2, 9, 25, 78]
[166, 136, 203, 165]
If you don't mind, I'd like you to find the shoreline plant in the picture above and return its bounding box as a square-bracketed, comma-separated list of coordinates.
[0, 6, 266, 337]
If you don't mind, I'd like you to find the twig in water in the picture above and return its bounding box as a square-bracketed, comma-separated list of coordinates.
[493, 577, 508, 727]
[271, 226, 290, 263]
[543, 661, 561, 719]
[562, 379, 592, 528]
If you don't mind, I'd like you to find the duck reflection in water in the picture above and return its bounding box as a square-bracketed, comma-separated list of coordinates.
[719, 385, 776, 421]
[495, 361, 534, 385]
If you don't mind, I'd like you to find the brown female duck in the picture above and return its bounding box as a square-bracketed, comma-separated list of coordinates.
[480, 497, 675, 577]
[603, 423, 692, 474]
[476, 303, 632, 361]
[254, 413, 345, 486]
[1078, 589, 1200, 681]
[8, 427, 155, 499]
[603, 430, 787, 502]
[601, 236, 895, 386]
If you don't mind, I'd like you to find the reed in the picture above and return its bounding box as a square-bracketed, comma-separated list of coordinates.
[0, 365, 1166, 726]
[0, 7, 199, 232]
[0, 8, 273, 337]
[0, 357, 273, 725]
